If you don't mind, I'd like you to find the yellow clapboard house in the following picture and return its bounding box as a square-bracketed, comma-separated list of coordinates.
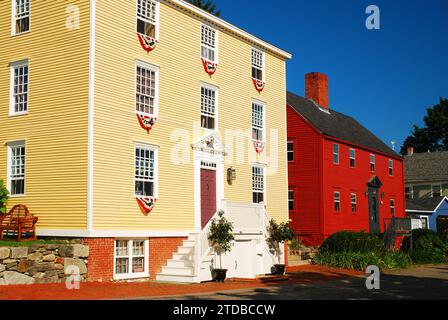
[0, 0, 291, 282]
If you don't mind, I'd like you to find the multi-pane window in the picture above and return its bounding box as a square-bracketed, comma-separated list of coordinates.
[136, 65, 158, 116]
[421, 217, 429, 230]
[251, 48, 264, 81]
[201, 25, 217, 63]
[432, 184, 442, 197]
[287, 141, 294, 162]
[137, 0, 158, 39]
[201, 86, 217, 130]
[252, 102, 264, 142]
[8, 143, 26, 196]
[370, 154, 376, 172]
[349, 149, 356, 168]
[115, 240, 148, 279]
[334, 192, 341, 212]
[333, 144, 339, 164]
[351, 193, 357, 213]
[390, 199, 395, 216]
[135, 146, 156, 197]
[11, 62, 29, 115]
[288, 190, 294, 211]
[13, 0, 30, 35]
[389, 159, 394, 176]
[405, 186, 414, 199]
[252, 166, 265, 204]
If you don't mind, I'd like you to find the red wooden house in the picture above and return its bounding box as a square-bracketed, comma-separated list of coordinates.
[287, 73, 406, 246]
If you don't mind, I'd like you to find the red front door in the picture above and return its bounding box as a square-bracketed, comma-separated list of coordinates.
[201, 169, 217, 229]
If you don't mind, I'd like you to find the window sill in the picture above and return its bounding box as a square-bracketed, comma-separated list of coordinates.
[114, 273, 149, 281]
[9, 112, 28, 118]
[11, 30, 31, 37]
[9, 194, 26, 199]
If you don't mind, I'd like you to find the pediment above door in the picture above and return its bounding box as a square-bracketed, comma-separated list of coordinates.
[191, 132, 228, 156]
[367, 176, 383, 188]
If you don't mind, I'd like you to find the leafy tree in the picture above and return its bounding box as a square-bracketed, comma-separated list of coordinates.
[185, 0, 221, 17]
[401, 98, 448, 155]
[208, 211, 234, 269]
[0, 180, 9, 215]
[267, 219, 295, 264]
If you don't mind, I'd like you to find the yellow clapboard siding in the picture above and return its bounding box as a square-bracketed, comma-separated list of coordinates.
[0, 0, 90, 230]
[92, 0, 288, 230]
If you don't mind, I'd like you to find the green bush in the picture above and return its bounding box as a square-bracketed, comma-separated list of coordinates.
[411, 234, 448, 264]
[401, 229, 441, 252]
[320, 231, 383, 254]
[0, 180, 9, 215]
[288, 238, 302, 251]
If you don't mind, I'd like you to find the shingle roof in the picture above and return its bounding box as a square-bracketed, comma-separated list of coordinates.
[406, 196, 447, 213]
[287, 92, 399, 157]
[404, 151, 448, 183]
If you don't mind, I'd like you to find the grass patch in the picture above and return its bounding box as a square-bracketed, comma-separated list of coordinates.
[0, 239, 68, 247]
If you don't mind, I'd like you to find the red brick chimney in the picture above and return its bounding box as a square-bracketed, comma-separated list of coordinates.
[407, 147, 414, 156]
[305, 72, 329, 110]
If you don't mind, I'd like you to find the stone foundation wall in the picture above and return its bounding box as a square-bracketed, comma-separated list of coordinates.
[0, 241, 89, 285]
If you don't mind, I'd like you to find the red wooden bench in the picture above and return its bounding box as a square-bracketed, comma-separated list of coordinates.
[0, 205, 38, 242]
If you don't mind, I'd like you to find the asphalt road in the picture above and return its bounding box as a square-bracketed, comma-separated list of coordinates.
[149, 264, 448, 300]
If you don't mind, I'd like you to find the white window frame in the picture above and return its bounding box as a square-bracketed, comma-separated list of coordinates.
[431, 184, 442, 198]
[135, 61, 159, 118]
[136, 0, 160, 40]
[113, 239, 149, 280]
[288, 190, 294, 211]
[10, 59, 29, 117]
[201, 24, 218, 64]
[390, 198, 395, 215]
[12, 0, 30, 36]
[252, 100, 266, 143]
[389, 159, 394, 176]
[334, 191, 341, 212]
[333, 144, 339, 165]
[405, 185, 414, 199]
[370, 154, 376, 172]
[7, 141, 26, 198]
[421, 217, 429, 230]
[349, 148, 356, 168]
[287, 141, 294, 162]
[200, 82, 218, 131]
[351, 193, 357, 213]
[252, 165, 266, 204]
[134, 144, 158, 198]
[251, 47, 265, 82]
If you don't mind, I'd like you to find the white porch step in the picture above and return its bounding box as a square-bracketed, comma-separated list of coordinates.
[156, 274, 199, 283]
[167, 259, 194, 268]
[178, 246, 194, 254]
[161, 266, 195, 276]
[182, 240, 196, 248]
[172, 253, 193, 261]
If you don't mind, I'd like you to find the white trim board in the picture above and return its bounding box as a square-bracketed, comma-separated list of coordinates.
[37, 229, 192, 238]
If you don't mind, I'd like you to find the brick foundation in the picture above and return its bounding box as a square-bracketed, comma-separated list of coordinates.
[82, 237, 186, 282]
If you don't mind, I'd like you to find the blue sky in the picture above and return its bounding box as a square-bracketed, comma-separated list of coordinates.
[215, 0, 448, 150]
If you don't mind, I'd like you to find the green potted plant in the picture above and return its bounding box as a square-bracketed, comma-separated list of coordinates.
[207, 210, 235, 282]
[267, 219, 295, 275]
[0, 180, 9, 215]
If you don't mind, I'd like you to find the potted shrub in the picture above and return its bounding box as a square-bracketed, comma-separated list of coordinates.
[0, 180, 9, 215]
[207, 210, 235, 282]
[267, 219, 295, 275]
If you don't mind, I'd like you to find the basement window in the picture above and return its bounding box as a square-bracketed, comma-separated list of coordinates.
[114, 240, 149, 280]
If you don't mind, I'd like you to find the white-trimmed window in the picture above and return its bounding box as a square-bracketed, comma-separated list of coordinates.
[135, 145, 157, 198]
[333, 144, 339, 164]
[349, 149, 356, 168]
[287, 141, 294, 162]
[421, 217, 429, 230]
[370, 154, 376, 172]
[10, 61, 29, 116]
[201, 85, 217, 130]
[201, 24, 217, 63]
[251, 48, 264, 82]
[13, 0, 30, 35]
[114, 240, 149, 279]
[252, 166, 265, 204]
[252, 102, 265, 142]
[405, 186, 414, 199]
[432, 184, 442, 198]
[390, 198, 395, 216]
[136, 62, 158, 117]
[334, 192, 341, 212]
[351, 193, 357, 213]
[7, 142, 26, 196]
[389, 159, 394, 176]
[137, 0, 159, 39]
[288, 190, 294, 211]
